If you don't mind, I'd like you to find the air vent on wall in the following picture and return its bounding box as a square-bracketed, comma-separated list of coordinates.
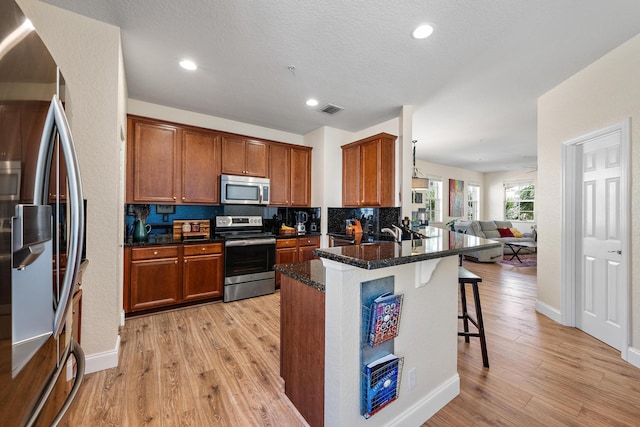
[319, 103, 344, 114]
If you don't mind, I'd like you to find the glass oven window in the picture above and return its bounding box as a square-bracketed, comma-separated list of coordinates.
[225, 243, 275, 277]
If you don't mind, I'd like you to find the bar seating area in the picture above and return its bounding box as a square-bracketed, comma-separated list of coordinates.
[458, 266, 489, 368]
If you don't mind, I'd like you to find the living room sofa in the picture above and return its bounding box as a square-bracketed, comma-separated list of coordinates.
[454, 220, 535, 262]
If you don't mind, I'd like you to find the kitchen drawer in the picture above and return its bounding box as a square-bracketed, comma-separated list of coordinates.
[183, 243, 223, 256]
[277, 238, 298, 249]
[131, 246, 179, 260]
[298, 236, 319, 247]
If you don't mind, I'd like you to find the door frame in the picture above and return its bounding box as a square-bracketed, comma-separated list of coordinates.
[561, 119, 630, 359]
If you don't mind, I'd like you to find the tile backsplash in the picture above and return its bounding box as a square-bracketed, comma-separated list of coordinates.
[327, 207, 400, 235]
[125, 204, 321, 239]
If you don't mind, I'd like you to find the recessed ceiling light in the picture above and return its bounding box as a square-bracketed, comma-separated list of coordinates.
[412, 24, 434, 40]
[179, 59, 197, 71]
[306, 98, 319, 107]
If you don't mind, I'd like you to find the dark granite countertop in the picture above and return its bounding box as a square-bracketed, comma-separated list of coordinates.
[125, 235, 224, 247]
[274, 259, 325, 292]
[275, 227, 502, 291]
[315, 227, 502, 270]
[274, 232, 322, 239]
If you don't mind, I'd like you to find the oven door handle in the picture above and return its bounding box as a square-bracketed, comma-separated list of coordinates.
[225, 238, 276, 247]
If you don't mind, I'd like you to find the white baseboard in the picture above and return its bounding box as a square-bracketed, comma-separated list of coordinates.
[535, 299, 562, 323]
[389, 374, 460, 426]
[626, 346, 640, 369]
[84, 334, 121, 374]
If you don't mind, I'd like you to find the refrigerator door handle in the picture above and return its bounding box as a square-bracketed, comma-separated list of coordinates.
[34, 95, 84, 338]
[24, 339, 85, 427]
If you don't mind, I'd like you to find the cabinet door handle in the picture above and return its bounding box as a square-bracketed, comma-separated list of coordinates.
[184, 259, 187, 263]
[175, 260, 178, 264]
[173, 196, 177, 200]
[182, 197, 186, 201]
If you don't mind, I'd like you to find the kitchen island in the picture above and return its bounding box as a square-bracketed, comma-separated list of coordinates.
[275, 227, 501, 427]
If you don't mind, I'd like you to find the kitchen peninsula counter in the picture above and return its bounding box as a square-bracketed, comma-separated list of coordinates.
[276, 228, 500, 427]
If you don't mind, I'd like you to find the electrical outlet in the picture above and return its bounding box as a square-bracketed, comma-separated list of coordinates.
[408, 368, 417, 390]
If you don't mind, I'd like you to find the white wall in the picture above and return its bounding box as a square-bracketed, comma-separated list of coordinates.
[17, 0, 125, 371]
[413, 159, 484, 227]
[304, 119, 405, 247]
[484, 170, 538, 234]
[538, 33, 640, 351]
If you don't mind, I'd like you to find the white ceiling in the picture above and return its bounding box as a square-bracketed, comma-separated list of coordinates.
[41, 0, 640, 172]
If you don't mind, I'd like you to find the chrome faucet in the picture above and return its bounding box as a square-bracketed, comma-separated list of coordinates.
[381, 224, 403, 243]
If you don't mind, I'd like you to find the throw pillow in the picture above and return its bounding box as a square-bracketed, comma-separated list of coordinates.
[497, 228, 514, 237]
[510, 228, 524, 238]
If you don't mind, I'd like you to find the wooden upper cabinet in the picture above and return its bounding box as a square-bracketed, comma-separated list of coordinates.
[128, 118, 179, 203]
[341, 143, 361, 207]
[127, 116, 222, 205]
[268, 144, 290, 206]
[342, 132, 396, 207]
[181, 130, 221, 204]
[290, 146, 311, 207]
[268, 144, 312, 207]
[221, 136, 267, 177]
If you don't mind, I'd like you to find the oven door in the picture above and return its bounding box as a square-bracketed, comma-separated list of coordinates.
[223, 238, 275, 302]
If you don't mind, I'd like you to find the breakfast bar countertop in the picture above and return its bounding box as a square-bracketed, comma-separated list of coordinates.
[315, 227, 501, 270]
[274, 227, 501, 292]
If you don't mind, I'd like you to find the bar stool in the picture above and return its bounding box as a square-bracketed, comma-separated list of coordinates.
[458, 267, 489, 368]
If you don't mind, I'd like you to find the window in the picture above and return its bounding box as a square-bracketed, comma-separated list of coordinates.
[467, 183, 480, 220]
[504, 181, 535, 221]
[421, 179, 442, 223]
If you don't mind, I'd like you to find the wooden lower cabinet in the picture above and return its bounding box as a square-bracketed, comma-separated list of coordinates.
[275, 236, 319, 287]
[129, 246, 181, 312]
[280, 275, 325, 427]
[125, 243, 223, 313]
[298, 236, 319, 262]
[183, 243, 223, 301]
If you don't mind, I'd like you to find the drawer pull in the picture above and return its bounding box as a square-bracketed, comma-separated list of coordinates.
[202, 247, 206, 251]
[153, 251, 158, 255]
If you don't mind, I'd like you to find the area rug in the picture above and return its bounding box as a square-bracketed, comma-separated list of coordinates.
[499, 253, 537, 267]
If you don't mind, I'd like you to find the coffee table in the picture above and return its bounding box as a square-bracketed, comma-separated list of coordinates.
[504, 241, 537, 263]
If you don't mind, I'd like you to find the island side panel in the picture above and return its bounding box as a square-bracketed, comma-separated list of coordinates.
[322, 255, 459, 427]
[280, 275, 325, 427]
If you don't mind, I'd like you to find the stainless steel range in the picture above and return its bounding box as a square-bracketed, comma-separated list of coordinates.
[215, 215, 276, 302]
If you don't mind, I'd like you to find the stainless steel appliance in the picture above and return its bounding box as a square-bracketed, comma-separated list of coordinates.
[220, 174, 270, 205]
[295, 211, 308, 234]
[0, 161, 21, 201]
[1, 1, 85, 425]
[215, 215, 275, 302]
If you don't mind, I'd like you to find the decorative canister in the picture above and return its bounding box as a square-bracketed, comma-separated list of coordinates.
[182, 222, 191, 233]
[191, 222, 200, 232]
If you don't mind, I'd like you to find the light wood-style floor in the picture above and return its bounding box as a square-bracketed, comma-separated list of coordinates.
[62, 259, 640, 426]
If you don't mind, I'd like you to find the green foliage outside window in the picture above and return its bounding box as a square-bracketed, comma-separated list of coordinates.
[505, 183, 535, 221]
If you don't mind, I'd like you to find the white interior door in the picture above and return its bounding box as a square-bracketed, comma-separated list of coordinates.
[577, 130, 624, 350]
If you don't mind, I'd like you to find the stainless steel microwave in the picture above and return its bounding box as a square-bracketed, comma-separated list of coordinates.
[0, 161, 21, 201]
[220, 174, 270, 205]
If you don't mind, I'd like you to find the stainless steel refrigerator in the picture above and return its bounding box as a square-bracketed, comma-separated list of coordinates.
[0, 1, 86, 426]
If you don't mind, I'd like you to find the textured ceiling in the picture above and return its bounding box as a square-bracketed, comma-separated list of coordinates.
[40, 0, 640, 172]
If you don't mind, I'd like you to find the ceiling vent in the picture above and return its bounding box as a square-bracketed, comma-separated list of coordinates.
[319, 103, 344, 115]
